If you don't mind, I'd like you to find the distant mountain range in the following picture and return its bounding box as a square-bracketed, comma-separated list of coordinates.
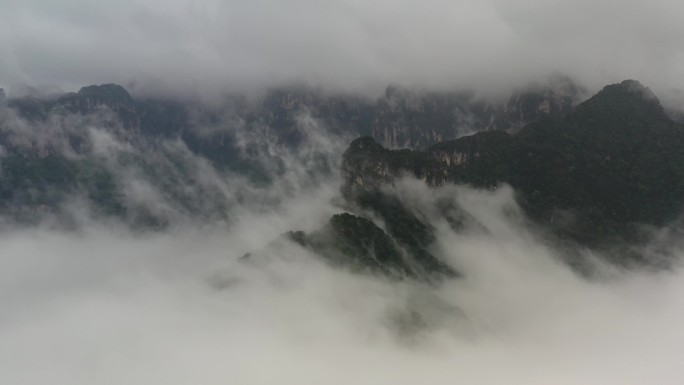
[1, 78, 683, 277]
[0, 76, 585, 227]
[3, 74, 585, 149]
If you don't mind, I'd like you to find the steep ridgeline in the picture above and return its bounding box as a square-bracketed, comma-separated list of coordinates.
[341, 80, 684, 254]
[374, 75, 582, 148]
[286, 213, 456, 281]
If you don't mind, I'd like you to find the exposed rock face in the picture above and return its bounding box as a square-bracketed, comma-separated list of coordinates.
[500, 75, 584, 133]
[340, 137, 437, 197]
[371, 87, 494, 149]
[340, 130, 512, 198]
[373, 75, 585, 148]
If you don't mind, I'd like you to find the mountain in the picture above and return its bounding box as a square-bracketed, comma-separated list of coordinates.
[273, 80, 683, 280]
[285, 213, 456, 281]
[0, 78, 583, 227]
[340, 80, 684, 258]
[3, 78, 679, 277]
[373, 75, 583, 148]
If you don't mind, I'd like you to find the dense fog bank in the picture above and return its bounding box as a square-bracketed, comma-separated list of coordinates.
[2, 175, 684, 384]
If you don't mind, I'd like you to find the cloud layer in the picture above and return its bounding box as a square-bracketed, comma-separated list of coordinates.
[3, 180, 684, 385]
[2, 0, 684, 96]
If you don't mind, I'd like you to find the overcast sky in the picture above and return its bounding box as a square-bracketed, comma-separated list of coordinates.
[1, 0, 684, 96]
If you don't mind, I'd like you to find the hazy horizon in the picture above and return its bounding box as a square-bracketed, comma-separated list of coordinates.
[2, 0, 684, 100]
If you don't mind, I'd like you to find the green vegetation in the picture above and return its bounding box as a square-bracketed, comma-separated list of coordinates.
[287, 213, 456, 281]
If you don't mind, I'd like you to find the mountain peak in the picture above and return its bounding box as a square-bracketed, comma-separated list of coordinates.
[77, 83, 133, 103]
[346, 136, 383, 153]
[571, 79, 668, 125]
[617, 79, 651, 91]
[595, 79, 657, 101]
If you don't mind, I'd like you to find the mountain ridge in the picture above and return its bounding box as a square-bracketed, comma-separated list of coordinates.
[5, 76, 585, 150]
[2, 78, 682, 277]
[340, 80, 684, 253]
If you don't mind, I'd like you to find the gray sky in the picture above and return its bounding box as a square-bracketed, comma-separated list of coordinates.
[1, 0, 684, 96]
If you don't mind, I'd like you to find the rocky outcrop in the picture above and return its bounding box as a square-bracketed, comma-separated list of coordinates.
[287, 213, 456, 280]
[372, 75, 585, 148]
[341, 137, 434, 196]
[499, 74, 585, 133]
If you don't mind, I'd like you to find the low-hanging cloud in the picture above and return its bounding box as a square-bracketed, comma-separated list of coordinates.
[3, 176, 684, 384]
[1, 0, 684, 97]
[0, 93, 349, 229]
